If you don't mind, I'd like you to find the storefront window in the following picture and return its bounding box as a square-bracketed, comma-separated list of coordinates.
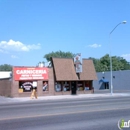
[19, 81, 33, 92]
[84, 81, 90, 91]
[43, 81, 48, 91]
[77, 81, 84, 91]
[63, 81, 70, 91]
[55, 82, 62, 92]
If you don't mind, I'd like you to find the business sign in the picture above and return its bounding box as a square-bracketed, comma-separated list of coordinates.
[74, 53, 82, 73]
[14, 67, 48, 80]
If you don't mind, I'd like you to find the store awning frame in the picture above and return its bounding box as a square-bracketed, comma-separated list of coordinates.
[99, 79, 109, 83]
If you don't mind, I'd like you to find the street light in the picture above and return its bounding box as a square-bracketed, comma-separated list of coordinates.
[109, 21, 127, 95]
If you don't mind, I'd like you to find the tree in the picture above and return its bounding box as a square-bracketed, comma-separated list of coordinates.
[43, 51, 130, 72]
[89, 54, 130, 72]
[119, 57, 130, 70]
[89, 57, 102, 72]
[0, 64, 12, 71]
[44, 50, 75, 62]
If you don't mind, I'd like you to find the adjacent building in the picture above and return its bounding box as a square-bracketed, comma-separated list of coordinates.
[93, 70, 130, 91]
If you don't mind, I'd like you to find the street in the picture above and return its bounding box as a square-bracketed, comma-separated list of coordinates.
[0, 96, 130, 130]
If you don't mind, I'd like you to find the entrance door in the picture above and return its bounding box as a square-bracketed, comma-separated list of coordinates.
[71, 81, 77, 95]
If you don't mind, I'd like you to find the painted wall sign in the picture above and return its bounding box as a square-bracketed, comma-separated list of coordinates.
[14, 67, 48, 80]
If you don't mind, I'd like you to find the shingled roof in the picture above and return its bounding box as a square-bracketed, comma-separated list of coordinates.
[80, 59, 97, 80]
[52, 58, 97, 81]
[52, 58, 78, 81]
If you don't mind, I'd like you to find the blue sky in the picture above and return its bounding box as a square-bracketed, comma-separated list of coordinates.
[0, 0, 130, 66]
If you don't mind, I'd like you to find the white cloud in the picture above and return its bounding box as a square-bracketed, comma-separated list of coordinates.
[11, 55, 19, 59]
[88, 43, 101, 48]
[0, 39, 41, 52]
[0, 49, 8, 53]
[121, 54, 130, 61]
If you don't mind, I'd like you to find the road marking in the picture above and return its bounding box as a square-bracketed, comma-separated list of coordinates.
[0, 97, 130, 108]
[0, 106, 130, 121]
[0, 100, 129, 110]
[50, 100, 130, 109]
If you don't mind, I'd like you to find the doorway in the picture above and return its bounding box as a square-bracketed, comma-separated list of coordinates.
[71, 81, 77, 95]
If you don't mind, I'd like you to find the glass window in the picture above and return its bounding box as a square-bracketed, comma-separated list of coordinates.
[77, 81, 84, 91]
[84, 81, 90, 91]
[43, 81, 48, 91]
[55, 82, 62, 92]
[63, 81, 70, 91]
[19, 81, 33, 92]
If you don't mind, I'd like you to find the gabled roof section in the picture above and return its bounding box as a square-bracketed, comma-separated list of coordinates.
[52, 58, 78, 81]
[80, 59, 97, 80]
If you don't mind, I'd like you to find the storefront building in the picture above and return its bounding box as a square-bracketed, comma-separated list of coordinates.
[0, 57, 97, 97]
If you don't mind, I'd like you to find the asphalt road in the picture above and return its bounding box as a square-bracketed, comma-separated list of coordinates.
[0, 96, 130, 130]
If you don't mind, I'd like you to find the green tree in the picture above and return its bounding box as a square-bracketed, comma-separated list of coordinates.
[43, 51, 130, 72]
[100, 54, 110, 71]
[44, 50, 75, 62]
[90, 54, 130, 72]
[0, 64, 12, 71]
[111, 56, 123, 71]
[89, 57, 102, 72]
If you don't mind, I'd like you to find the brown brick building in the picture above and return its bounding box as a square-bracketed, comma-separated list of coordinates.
[0, 58, 97, 97]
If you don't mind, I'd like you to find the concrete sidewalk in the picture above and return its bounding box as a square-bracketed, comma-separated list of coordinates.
[0, 93, 130, 104]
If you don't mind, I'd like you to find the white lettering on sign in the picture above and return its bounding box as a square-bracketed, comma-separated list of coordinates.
[16, 70, 47, 75]
[20, 77, 44, 80]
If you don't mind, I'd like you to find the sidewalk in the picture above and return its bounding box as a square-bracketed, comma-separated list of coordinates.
[0, 93, 130, 104]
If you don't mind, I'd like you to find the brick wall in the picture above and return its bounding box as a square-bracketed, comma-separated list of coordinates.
[48, 68, 55, 95]
[0, 79, 11, 97]
[37, 68, 55, 96]
[37, 80, 43, 96]
[11, 80, 19, 97]
[11, 67, 55, 97]
[10, 67, 94, 97]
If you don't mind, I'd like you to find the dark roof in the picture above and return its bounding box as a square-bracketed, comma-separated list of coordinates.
[52, 58, 78, 81]
[80, 59, 97, 80]
[52, 58, 97, 81]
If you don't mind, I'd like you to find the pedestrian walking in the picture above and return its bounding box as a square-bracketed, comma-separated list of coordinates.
[30, 81, 38, 99]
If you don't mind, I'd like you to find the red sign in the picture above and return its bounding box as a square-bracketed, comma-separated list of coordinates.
[14, 67, 48, 80]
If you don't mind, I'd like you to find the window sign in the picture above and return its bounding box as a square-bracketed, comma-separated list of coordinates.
[43, 81, 48, 91]
[33, 81, 37, 87]
[19, 81, 33, 92]
[55, 82, 62, 92]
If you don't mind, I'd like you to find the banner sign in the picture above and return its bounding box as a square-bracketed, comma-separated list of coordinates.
[74, 53, 82, 73]
[14, 67, 48, 80]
